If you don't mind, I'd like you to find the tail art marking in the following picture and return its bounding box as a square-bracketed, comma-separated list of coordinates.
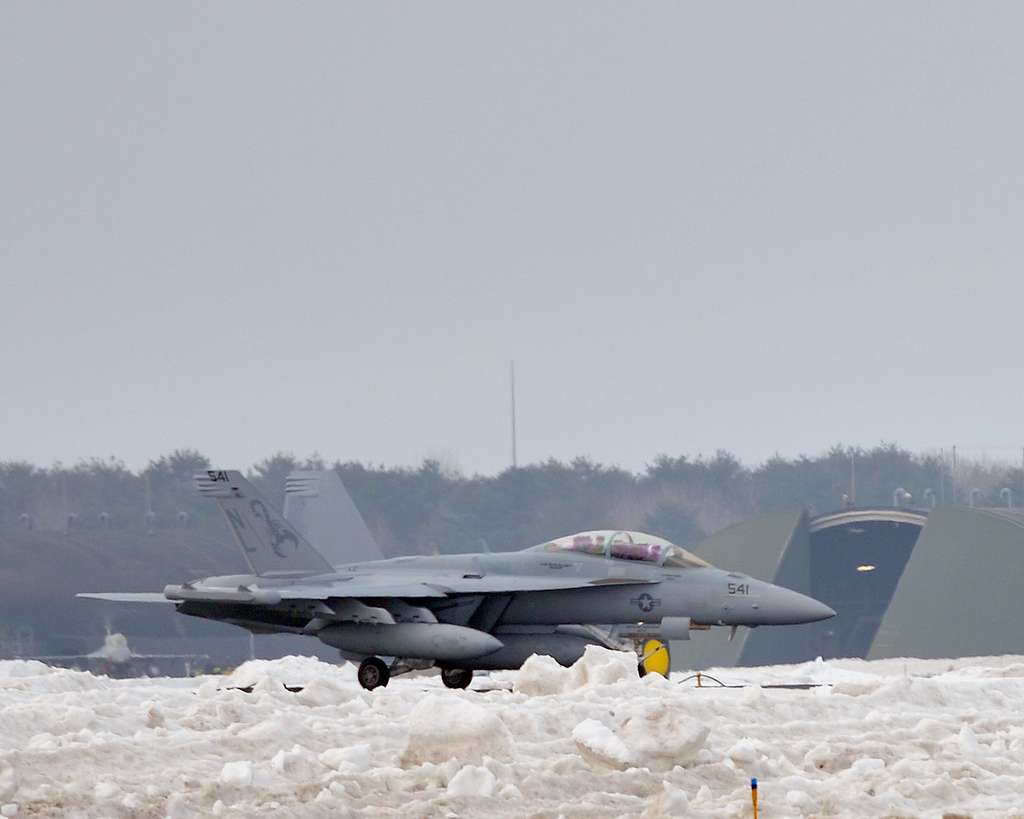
[194, 469, 333, 576]
[250, 499, 299, 559]
[223, 507, 255, 554]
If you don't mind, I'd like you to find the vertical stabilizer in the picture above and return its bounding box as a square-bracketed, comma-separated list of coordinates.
[194, 470, 334, 576]
[284, 470, 384, 567]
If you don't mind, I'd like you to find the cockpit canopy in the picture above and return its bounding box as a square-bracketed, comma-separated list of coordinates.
[532, 530, 710, 569]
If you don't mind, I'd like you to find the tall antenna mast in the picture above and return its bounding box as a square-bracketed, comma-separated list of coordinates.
[951, 445, 958, 505]
[849, 448, 856, 506]
[510, 360, 518, 469]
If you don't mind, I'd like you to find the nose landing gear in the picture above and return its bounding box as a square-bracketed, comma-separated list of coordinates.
[357, 656, 391, 690]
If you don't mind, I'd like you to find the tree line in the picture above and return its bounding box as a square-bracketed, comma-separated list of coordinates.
[1, 445, 1021, 556]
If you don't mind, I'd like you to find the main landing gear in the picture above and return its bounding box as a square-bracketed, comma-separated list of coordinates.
[357, 657, 390, 690]
[440, 668, 474, 690]
[355, 658, 474, 691]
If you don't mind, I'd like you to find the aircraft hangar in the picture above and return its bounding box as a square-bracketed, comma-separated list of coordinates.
[679, 503, 1024, 670]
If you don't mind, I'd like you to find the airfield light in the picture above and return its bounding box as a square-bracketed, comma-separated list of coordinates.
[856, 564, 876, 573]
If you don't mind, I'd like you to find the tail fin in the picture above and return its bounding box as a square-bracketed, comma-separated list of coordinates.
[284, 470, 384, 567]
[194, 470, 334, 576]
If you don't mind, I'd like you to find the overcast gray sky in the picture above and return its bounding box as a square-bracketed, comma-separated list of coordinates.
[2, 2, 1023, 475]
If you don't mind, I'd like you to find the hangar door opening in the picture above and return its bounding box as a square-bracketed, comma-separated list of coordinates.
[807, 511, 926, 660]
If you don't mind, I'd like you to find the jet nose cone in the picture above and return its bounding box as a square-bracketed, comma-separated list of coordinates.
[763, 586, 836, 625]
[805, 597, 837, 622]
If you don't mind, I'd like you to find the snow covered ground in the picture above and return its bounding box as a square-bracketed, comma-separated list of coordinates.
[3, 647, 1024, 818]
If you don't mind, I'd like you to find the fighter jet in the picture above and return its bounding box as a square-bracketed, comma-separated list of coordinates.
[79, 469, 834, 690]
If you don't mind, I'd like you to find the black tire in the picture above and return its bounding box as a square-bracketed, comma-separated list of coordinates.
[637, 661, 648, 678]
[357, 657, 390, 690]
[440, 668, 474, 690]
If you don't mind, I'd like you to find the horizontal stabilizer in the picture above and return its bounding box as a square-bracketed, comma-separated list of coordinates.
[75, 592, 172, 604]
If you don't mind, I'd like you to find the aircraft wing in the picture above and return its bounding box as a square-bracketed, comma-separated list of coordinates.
[75, 592, 174, 603]
[163, 581, 448, 604]
[78, 583, 448, 606]
[80, 574, 656, 607]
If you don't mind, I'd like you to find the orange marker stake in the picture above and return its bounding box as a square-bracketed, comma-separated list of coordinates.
[751, 778, 759, 818]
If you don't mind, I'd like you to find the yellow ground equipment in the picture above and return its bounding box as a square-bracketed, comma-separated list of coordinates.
[638, 638, 670, 677]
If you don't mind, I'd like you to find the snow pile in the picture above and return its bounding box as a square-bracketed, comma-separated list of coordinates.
[400, 694, 513, 766]
[219, 760, 254, 786]
[514, 644, 638, 695]
[567, 644, 639, 687]
[573, 700, 709, 772]
[616, 701, 709, 771]
[0, 765, 17, 803]
[572, 718, 636, 769]
[512, 653, 568, 695]
[5, 651, 1024, 816]
[0, 661, 53, 680]
[446, 764, 497, 797]
[318, 743, 371, 774]
[217, 655, 352, 691]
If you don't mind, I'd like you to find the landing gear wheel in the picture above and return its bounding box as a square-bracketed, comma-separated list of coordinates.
[357, 657, 390, 690]
[637, 662, 648, 678]
[440, 668, 474, 690]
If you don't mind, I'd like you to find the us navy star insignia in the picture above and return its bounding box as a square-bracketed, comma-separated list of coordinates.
[631, 592, 662, 613]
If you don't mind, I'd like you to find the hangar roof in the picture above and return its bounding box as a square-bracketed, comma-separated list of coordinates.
[808, 508, 928, 533]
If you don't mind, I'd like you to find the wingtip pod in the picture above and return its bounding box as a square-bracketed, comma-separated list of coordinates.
[164, 584, 283, 605]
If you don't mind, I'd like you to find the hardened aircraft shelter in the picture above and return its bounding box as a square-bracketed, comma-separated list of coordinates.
[680, 504, 1024, 670]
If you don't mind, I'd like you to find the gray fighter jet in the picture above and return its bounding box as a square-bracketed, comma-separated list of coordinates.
[80, 469, 834, 690]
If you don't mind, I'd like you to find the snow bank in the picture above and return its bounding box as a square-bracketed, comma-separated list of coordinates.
[4, 653, 1024, 816]
[400, 694, 514, 765]
[217, 654, 351, 691]
[616, 701, 709, 770]
[573, 718, 636, 769]
[513, 653, 568, 695]
[219, 760, 254, 786]
[572, 700, 709, 772]
[514, 644, 637, 695]
[567, 644, 639, 687]
[446, 764, 496, 797]
[0, 661, 53, 680]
